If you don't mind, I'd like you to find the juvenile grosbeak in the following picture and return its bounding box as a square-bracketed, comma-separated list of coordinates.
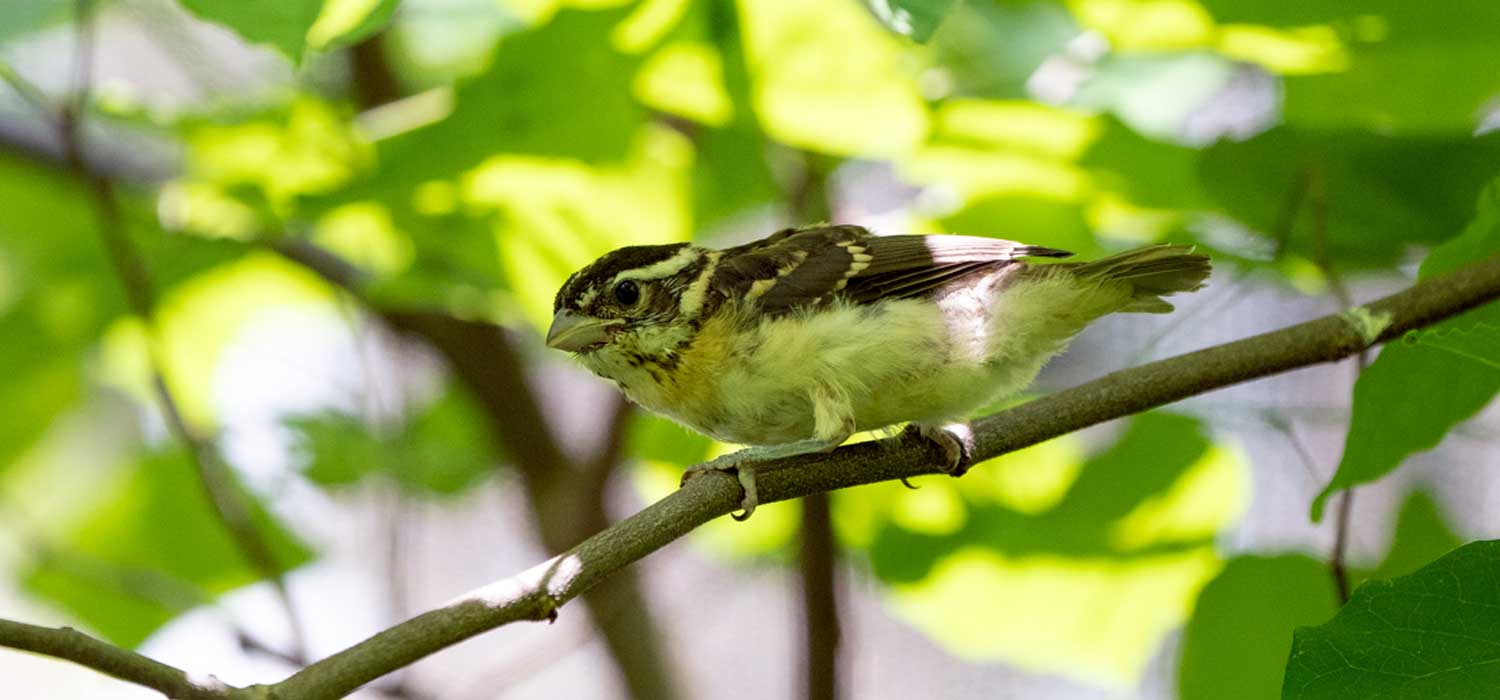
[548, 225, 1210, 519]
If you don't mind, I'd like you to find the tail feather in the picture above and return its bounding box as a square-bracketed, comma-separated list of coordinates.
[1056, 244, 1211, 313]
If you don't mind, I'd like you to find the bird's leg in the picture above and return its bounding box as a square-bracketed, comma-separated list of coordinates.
[682, 383, 854, 521]
[908, 421, 976, 477]
[680, 437, 843, 521]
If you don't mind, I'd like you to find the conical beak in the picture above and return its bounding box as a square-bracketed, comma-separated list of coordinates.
[546, 310, 613, 352]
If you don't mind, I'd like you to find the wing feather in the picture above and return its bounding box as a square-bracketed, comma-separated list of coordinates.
[711, 225, 1072, 316]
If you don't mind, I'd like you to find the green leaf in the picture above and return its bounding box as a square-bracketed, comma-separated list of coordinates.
[1198, 0, 1500, 133]
[1365, 490, 1464, 584]
[1201, 129, 1500, 268]
[178, 0, 326, 62]
[373, 6, 641, 185]
[1405, 324, 1500, 372]
[291, 388, 493, 495]
[1283, 540, 1500, 700]
[1178, 555, 1339, 700]
[23, 450, 313, 647]
[865, 0, 961, 42]
[1313, 182, 1500, 518]
[1178, 489, 1459, 700]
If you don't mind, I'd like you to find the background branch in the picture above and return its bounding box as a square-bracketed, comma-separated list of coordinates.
[0, 618, 233, 700]
[257, 252, 1500, 700]
[52, 0, 307, 661]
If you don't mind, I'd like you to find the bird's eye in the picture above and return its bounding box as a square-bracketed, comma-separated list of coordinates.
[613, 280, 640, 306]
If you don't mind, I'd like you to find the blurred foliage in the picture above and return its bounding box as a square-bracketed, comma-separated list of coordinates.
[23, 449, 312, 647]
[0, 0, 1498, 697]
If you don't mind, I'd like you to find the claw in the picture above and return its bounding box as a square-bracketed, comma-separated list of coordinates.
[913, 422, 975, 477]
[681, 459, 760, 520]
[899, 478, 920, 490]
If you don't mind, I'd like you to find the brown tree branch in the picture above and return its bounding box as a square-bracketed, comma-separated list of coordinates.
[249, 252, 1500, 700]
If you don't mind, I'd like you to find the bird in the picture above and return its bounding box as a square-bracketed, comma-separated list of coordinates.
[547, 224, 1210, 520]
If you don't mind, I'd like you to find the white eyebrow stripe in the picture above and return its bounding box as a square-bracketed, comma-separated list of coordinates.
[613, 246, 699, 283]
[679, 250, 721, 317]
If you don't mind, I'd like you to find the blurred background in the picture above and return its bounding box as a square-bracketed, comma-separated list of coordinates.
[1, 0, 1498, 698]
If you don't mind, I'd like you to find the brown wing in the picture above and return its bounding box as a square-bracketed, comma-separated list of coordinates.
[712, 225, 1072, 316]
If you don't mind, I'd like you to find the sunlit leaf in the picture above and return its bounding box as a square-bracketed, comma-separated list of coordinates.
[1283, 540, 1500, 700]
[466, 125, 694, 327]
[1070, 0, 1214, 52]
[23, 449, 313, 647]
[1313, 182, 1500, 518]
[864, 413, 1247, 685]
[178, 0, 325, 62]
[99, 253, 336, 429]
[308, 0, 402, 49]
[740, 0, 928, 157]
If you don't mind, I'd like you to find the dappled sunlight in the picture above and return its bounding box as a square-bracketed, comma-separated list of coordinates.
[311, 202, 414, 275]
[963, 435, 1087, 515]
[1069, 0, 1215, 51]
[634, 41, 733, 126]
[179, 98, 370, 215]
[933, 99, 1101, 160]
[888, 546, 1222, 686]
[739, 0, 929, 157]
[1217, 24, 1349, 74]
[99, 254, 337, 428]
[1111, 443, 1250, 551]
[466, 126, 694, 328]
[902, 145, 1090, 201]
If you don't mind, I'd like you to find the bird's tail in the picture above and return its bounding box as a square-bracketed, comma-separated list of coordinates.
[1051, 244, 1211, 313]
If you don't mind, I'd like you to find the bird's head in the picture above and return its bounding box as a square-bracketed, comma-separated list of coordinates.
[547, 243, 718, 379]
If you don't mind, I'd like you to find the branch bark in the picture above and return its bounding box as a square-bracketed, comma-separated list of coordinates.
[250, 253, 1499, 700]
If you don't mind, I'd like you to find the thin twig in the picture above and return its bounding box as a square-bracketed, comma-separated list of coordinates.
[1305, 165, 1361, 605]
[54, 0, 309, 660]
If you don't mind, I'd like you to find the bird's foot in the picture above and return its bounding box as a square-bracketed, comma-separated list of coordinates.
[681, 455, 760, 521]
[909, 422, 975, 477]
